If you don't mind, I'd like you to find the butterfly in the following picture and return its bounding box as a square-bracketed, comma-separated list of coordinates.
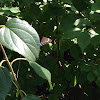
[40, 37, 52, 46]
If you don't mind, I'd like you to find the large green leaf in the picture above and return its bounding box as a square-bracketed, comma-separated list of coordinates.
[29, 62, 51, 82]
[22, 94, 42, 100]
[61, 14, 77, 33]
[0, 18, 40, 62]
[0, 66, 12, 100]
[77, 32, 90, 52]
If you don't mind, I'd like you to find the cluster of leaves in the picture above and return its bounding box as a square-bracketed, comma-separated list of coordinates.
[0, 0, 100, 100]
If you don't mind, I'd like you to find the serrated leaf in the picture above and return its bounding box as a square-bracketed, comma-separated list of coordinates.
[0, 66, 12, 100]
[77, 32, 90, 52]
[29, 62, 51, 82]
[22, 94, 42, 100]
[0, 18, 40, 62]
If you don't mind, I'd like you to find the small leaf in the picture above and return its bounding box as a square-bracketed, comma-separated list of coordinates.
[77, 32, 90, 52]
[10, 7, 20, 13]
[29, 62, 51, 82]
[0, 66, 12, 100]
[87, 72, 95, 82]
[61, 14, 77, 33]
[0, 18, 40, 62]
[22, 94, 42, 100]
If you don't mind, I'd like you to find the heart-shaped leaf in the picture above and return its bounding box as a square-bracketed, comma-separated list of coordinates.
[0, 18, 40, 62]
[77, 32, 90, 52]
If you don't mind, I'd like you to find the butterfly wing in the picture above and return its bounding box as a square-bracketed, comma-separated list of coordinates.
[40, 37, 52, 46]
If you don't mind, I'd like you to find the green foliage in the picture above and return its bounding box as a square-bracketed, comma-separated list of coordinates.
[77, 31, 91, 52]
[22, 94, 42, 100]
[0, 18, 40, 62]
[0, 0, 100, 100]
[0, 66, 12, 100]
[29, 62, 51, 82]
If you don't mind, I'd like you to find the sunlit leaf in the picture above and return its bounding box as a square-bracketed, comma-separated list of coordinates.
[74, 18, 91, 28]
[10, 7, 20, 13]
[0, 18, 40, 62]
[96, 77, 100, 88]
[29, 62, 51, 82]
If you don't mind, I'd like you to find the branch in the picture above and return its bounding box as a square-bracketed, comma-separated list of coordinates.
[0, 43, 24, 99]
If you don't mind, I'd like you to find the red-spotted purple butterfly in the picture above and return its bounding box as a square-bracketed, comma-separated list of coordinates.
[40, 37, 52, 46]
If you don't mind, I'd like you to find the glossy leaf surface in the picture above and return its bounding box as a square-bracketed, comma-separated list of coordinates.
[0, 18, 40, 62]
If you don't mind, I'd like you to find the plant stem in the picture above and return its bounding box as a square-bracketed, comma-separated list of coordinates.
[0, 43, 24, 99]
[56, 16, 60, 60]
[11, 58, 27, 65]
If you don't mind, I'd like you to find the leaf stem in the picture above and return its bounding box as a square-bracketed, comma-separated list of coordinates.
[0, 43, 24, 99]
[11, 58, 27, 65]
[0, 59, 6, 66]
